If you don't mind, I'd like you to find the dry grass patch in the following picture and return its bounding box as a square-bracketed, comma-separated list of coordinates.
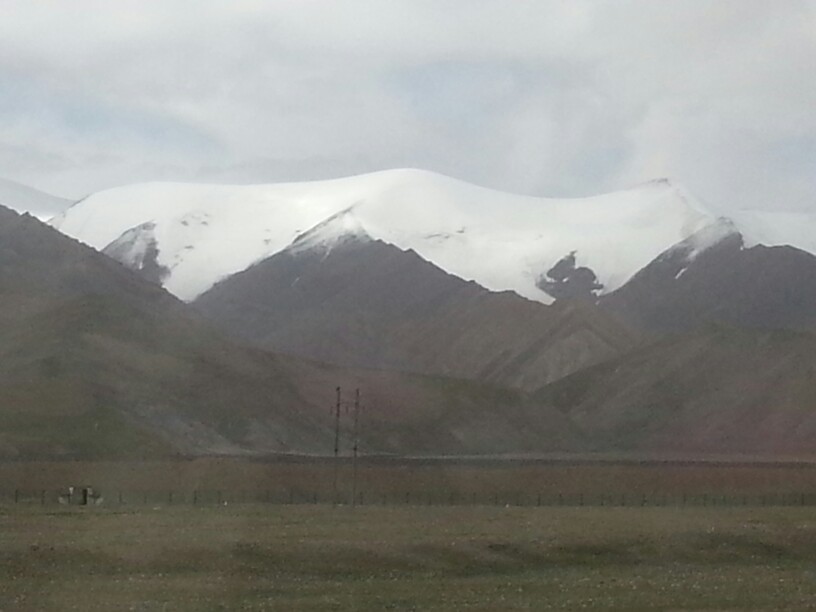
[2, 504, 816, 610]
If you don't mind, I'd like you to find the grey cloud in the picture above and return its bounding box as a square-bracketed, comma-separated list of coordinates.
[0, 1, 813, 214]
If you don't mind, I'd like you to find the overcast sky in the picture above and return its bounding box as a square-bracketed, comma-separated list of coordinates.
[1, 1, 814, 215]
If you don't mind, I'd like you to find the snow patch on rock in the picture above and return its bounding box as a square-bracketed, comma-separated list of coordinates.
[288, 206, 372, 257]
[102, 222, 170, 285]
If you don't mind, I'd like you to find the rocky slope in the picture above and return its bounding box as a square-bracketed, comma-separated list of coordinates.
[0, 207, 572, 458]
[194, 232, 638, 391]
[533, 325, 816, 455]
[600, 223, 816, 333]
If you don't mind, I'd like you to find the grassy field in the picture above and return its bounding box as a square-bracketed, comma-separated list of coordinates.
[4, 457, 816, 505]
[3, 504, 816, 610]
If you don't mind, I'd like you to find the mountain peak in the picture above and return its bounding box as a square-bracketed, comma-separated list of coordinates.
[669, 217, 742, 262]
[49, 169, 766, 303]
[288, 207, 372, 256]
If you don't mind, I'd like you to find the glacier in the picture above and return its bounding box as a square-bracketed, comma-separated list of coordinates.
[49, 168, 807, 303]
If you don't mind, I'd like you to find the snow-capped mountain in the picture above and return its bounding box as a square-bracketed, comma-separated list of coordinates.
[2, 201, 579, 458]
[599, 223, 816, 333]
[51, 169, 726, 302]
[195, 230, 638, 391]
[0, 177, 73, 220]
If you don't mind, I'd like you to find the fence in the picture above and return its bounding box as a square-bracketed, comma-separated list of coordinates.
[4, 489, 816, 508]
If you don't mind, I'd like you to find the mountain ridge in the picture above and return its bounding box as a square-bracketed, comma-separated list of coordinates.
[50, 168, 724, 302]
[0, 177, 72, 220]
[194, 235, 639, 391]
[0, 204, 579, 458]
[600, 224, 816, 333]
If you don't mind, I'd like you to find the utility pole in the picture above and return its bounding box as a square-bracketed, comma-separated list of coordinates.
[351, 388, 360, 508]
[333, 386, 341, 505]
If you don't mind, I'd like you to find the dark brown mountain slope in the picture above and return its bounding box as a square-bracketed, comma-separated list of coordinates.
[0, 208, 334, 457]
[0, 208, 575, 458]
[600, 226, 816, 333]
[533, 325, 816, 455]
[194, 236, 638, 391]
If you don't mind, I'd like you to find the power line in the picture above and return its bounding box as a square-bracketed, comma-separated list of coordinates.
[352, 388, 360, 508]
[332, 386, 341, 505]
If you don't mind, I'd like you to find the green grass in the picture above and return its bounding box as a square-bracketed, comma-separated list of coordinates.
[2, 505, 816, 610]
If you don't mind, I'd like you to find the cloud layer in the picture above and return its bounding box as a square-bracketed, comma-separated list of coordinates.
[1, 1, 814, 213]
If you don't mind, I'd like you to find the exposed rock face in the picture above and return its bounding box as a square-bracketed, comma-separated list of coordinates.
[600, 228, 816, 333]
[537, 252, 603, 302]
[194, 236, 637, 391]
[102, 222, 170, 285]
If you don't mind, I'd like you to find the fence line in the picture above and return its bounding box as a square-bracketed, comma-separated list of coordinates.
[1, 489, 815, 508]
